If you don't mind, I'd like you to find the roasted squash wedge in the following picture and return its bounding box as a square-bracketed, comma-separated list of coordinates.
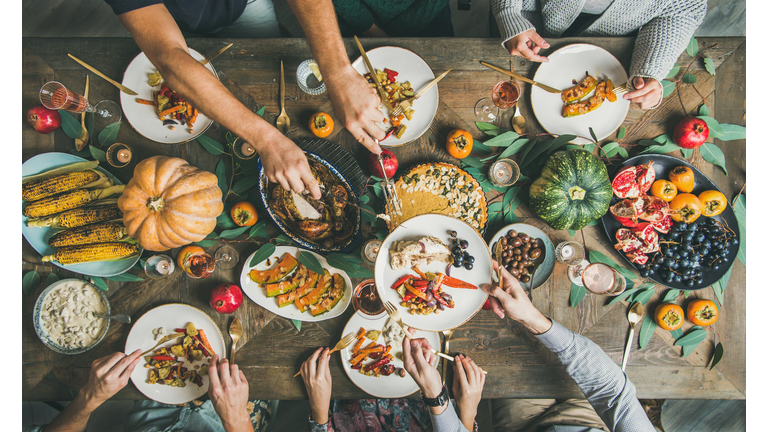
[249, 253, 298, 284]
[561, 73, 598, 103]
[295, 270, 332, 312]
[278, 268, 320, 308]
[265, 264, 307, 297]
[562, 79, 614, 118]
[309, 273, 346, 316]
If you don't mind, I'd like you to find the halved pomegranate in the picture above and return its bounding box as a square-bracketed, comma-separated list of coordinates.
[635, 161, 656, 194]
[638, 195, 669, 222]
[615, 228, 643, 253]
[610, 198, 644, 227]
[625, 250, 649, 265]
[650, 214, 673, 234]
[612, 166, 641, 198]
[632, 223, 659, 253]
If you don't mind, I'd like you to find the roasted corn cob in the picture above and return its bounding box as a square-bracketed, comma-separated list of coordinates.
[27, 204, 123, 229]
[23, 185, 125, 218]
[48, 222, 129, 247]
[42, 242, 140, 265]
[22, 170, 101, 202]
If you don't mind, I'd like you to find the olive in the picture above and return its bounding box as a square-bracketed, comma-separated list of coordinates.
[510, 268, 520, 276]
[398, 368, 406, 377]
[521, 245, 530, 253]
[513, 255, 521, 261]
[513, 248, 521, 255]
[522, 259, 533, 267]
[511, 260, 519, 268]
[519, 233, 530, 243]
[521, 275, 531, 283]
[521, 252, 529, 260]
[502, 251, 509, 258]
[501, 237, 508, 245]
[507, 230, 518, 238]
[529, 248, 542, 259]
[503, 257, 512, 264]
[509, 237, 521, 247]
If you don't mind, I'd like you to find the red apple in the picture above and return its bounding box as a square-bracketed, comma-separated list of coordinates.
[368, 149, 398, 179]
[209, 283, 243, 314]
[672, 117, 709, 149]
[26, 105, 61, 134]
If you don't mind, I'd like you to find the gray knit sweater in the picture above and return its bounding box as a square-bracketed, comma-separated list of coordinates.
[492, 0, 707, 106]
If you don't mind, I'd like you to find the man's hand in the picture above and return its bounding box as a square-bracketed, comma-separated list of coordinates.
[325, 65, 387, 154]
[504, 29, 550, 62]
[624, 77, 662, 109]
[257, 129, 322, 199]
[81, 350, 142, 408]
[300, 347, 333, 425]
[452, 354, 486, 431]
[482, 260, 552, 334]
[208, 355, 254, 432]
[402, 334, 442, 399]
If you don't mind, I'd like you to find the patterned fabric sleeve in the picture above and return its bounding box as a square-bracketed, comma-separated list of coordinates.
[307, 414, 331, 432]
[491, 0, 537, 48]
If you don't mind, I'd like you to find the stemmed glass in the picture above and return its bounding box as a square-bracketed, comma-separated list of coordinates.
[214, 245, 239, 270]
[474, 79, 521, 122]
[182, 247, 240, 278]
[555, 241, 590, 287]
[39, 81, 121, 126]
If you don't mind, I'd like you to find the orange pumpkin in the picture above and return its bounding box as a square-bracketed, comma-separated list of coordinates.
[309, 112, 334, 138]
[446, 129, 473, 159]
[118, 156, 224, 251]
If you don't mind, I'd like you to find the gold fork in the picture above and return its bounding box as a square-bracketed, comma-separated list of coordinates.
[391, 68, 452, 117]
[613, 83, 628, 95]
[140, 332, 185, 356]
[293, 332, 357, 377]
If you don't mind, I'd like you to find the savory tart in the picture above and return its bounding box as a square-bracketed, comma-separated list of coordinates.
[386, 163, 487, 232]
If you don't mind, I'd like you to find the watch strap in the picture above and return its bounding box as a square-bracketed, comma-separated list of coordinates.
[421, 385, 449, 407]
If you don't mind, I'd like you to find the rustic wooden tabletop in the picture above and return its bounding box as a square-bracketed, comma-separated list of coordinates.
[22, 36, 745, 401]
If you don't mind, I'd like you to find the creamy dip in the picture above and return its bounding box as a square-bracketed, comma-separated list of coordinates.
[382, 318, 407, 360]
[39, 280, 108, 350]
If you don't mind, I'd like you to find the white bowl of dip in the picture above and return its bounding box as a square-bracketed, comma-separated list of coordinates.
[33, 278, 111, 355]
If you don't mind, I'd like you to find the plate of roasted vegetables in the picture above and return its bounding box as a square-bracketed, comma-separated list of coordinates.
[120, 48, 214, 144]
[240, 246, 353, 322]
[340, 313, 440, 398]
[125, 303, 226, 404]
[352, 46, 438, 146]
[375, 214, 491, 332]
[530, 43, 630, 145]
[22, 153, 141, 277]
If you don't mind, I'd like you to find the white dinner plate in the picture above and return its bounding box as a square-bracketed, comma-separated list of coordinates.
[340, 312, 440, 398]
[352, 46, 438, 146]
[125, 303, 226, 405]
[530, 43, 630, 145]
[120, 48, 214, 144]
[21, 153, 140, 277]
[240, 246, 353, 322]
[374, 214, 490, 332]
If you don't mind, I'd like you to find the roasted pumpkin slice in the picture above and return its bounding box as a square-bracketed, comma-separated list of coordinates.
[295, 270, 332, 312]
[562, 80, 609, 118]
[249, 253, 298, 284]
[561, 73, 598, 103]
[265, 264, 308, 297]
[309, 273, 346, 316]
[605, 79, 617, 103]
[277, 268, 320, 307]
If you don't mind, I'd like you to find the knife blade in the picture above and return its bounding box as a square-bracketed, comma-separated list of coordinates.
[68, 54, 138, 95]
[200, 43, 233, 67]
[479, 61, 562, 94]
[412, 68, 452, 100]
[354, 36, 395, 112]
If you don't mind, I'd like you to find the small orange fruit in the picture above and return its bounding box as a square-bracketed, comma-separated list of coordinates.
[669, 193, 702, 223]
[655, 303, 684, 331]
[309, 112, 334, 138]
[446, 129, 473, 159]
[687, 299, 718, 326]
[668, 166, 695, 193]
[650, 179, 678, 202]
[177, 245, 204, 268]
[698, 190, 727, 217]
[231, 201, 258, 226]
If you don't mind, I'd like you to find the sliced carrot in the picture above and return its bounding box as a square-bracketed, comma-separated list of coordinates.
[353, 337, 365, 351]
[186, 104, 193, 116]
[197, 329, 216, 356]
[356, 328, 366, 338]
[136, 98, 155, 105]
[158, 105, 185, 117]
[350, 352, 367, 365]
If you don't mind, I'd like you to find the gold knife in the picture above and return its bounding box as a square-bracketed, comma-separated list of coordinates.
[495, 240, 504, 289]
[480, 61, 562, 94]
[68, 54, 138, 95]
[353, 36, 395, 112]
[413, 68, 452, 100]
[200, 43, 233, 67]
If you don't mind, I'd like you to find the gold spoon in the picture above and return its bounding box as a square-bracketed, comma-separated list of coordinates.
[441, 328, 455, 385]
[621, 302, 643, 371]
[229, 317, 243, 363]
[509, 61, 526, 135]
[276, 60, 290, 134]
[75, 75, 89, 151]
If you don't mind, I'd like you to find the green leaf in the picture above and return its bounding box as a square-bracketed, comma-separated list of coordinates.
[86, 113, 94, 146]
[498, 138, 530, 159]
[638, 139, 660, 147]
[297, 250, 325, 275]
[248, 220, 269, 238]
[460, 156, 485, 169]
[569, 283, 587, 308]
[291, 319, 302, 332]
[680, 148, 693, 159]
[23, 271, 41, 296]
[700, 143, 728, 175]
[617, 147, 629, 159]
[732, 193, 746, 265]
[638, 315, 657, 349]
[704, 57, 716, 76]
[476, 122, 511, 137]
[197, 135, 227, 155]
[473, 140, 492, 153]
[698, 104, 710, 117]
[709, 342, 724, 370]
[58, 111, 83, 139]
[567, 230, 577, 238]
[605, 287, 638, 306]
[195, 240, 217, 247]
[106, 273, 144, 282]
[640, 142, 684, 155]
[666, 64, 681, 78]
[631, 286, 656, 305]
[249, 243, 276, 267]
[617, 127, 626, 140]
[485, 131, 520, 147]
[358, 194, 370, 205]
[686, 36, 699, 58]
[325, 253, 356, 273]
[217, 207, 237, 230]
[46, 273, 60, 286]
[548, 134, 576, 155]
[583, 143, 596, 152]
[589, 250, 636, 282]
[601, 142, 620, 158]
[90, 277, 109, 291]
[505, 211, 518, 224]
[661, 80, 676, 98]
[521, 138, 553, 168]
[588, 127, 598, 143]
[674, 328, 707, 347]
[98, 122, 121, 147]
[361, 204, 377, 222]
[711, 265, 732, 306]
[215, 159, 227, 201]
[682, 73, 697, 84]
[654, 133, 672, 144]
[696, 116, 725, 137]
[662, 289, 680, 303]
[231, 175, 260, 196]
[89, 145, 107, 163]
[518, 137, 539, 167]
[717, 123, 746, 141]
[670, 328, 683, 339]
[256, 106, 266, 117]
[219, 226, 250, 239]
[275, 234, 293, 244]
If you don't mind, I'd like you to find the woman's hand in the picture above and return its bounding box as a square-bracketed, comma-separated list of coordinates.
[504, 29, 550, 62]
[208, 355, 254, 432]
[452, 354, 486, 431]
[624, 77, 662, 109]
[402, 335, 442, 399]
[482, 260, 552, 334]
[300, 347, 333, 425]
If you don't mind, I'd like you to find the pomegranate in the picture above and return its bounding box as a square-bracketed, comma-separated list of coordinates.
[625, 250, 648, 265]
[632, 223, 659, 253]
[673, 117, 709, 149]
[26, 105, 61, 134]
[637, 196, 669, 222]
[650, 214, 673, 234]
[368, 149, 399, 179]
[611, 162, 655, 198]
[615, 228, 643, 253]
[209, 283, 243, 314]
[610, 198, 644, 227]
[635, 162, 656, 195]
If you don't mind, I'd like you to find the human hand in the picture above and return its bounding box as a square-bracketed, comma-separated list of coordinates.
[623, 77, 662, 109]
[481, 260, 552, 334]
[80, 350, 142, 409]
[402, 333, 442, 399]
[256, 130, 322, 199]
[452, 354, 486, 431]
[301, 347, 332, 425]
[208, 355, 253, 431]
[324, 64, 386, 154]
[504, 29, 550, 62]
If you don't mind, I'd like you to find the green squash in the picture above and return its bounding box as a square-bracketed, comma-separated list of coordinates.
[528, 149, 612, 230]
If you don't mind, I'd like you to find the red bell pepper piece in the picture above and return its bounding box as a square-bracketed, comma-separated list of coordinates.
[384, 68, 399, 82]
[442, 275, 478, 289]
[391, 275, 412, 290]
[412, 280, 429, 288]
[434, 291, 454, 309]
[364, 356, 391, 372]
[404, 283, 428, 301]
[152, 355, 175, 361]
[402, 293, 415, 302]
[382, 127, 396, 141]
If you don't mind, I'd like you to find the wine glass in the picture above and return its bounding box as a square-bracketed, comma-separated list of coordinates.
[182, 251, 216, 279]
[144, 254, 175, 279]
[474, 79, 521, 122]
[581, 263, 627, 296]
[214, 245, 240, 270]
[474, 98, 499, 122]
[39, 81, 120, 124]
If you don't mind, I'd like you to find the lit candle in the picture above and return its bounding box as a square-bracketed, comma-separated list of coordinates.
[116, 149, 131, 163]
[560, 245, 574, 260]
[240, 142, 256, 157]
[363, 239, 382, 263]
[488, 158, 519, 187]
[156, 259, 170, 275]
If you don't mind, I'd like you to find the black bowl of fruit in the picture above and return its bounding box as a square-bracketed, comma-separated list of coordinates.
[601, 154, 740, 290]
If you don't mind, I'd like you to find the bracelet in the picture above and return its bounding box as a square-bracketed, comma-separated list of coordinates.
[421, 385, 449, 407]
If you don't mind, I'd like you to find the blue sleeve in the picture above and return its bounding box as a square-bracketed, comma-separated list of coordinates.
[103, 0, 163, 16]
[535, 321, 655, 432]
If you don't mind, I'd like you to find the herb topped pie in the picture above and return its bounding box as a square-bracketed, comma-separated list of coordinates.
[386, 162, 487, 232]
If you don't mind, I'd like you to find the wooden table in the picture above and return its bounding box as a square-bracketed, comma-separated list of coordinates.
[22, 36, 745, 401]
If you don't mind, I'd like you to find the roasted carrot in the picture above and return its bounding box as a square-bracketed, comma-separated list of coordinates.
[186, 104, 193, 116]
[412, 266, 428, 280]
[353, 337, 365, 351]
[350, 352, 367, 365]
[355, 346, 384, 356]
[197, 329, 216, 356]
[158, 105, 185, 117]
[356, 328, 366, 338]
[136, 98, 155, 105]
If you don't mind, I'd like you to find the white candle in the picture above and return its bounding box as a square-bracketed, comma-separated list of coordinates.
[116, 149, 131, 163]
[493, 161, 512, 183]
[560, 245, 574, 260]
[240, 142, 256, 157]
[156, 260, 170, 275]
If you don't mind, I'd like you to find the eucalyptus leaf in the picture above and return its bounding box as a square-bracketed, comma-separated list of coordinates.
[476, 122, 511, 137]
[686, 36, 699, 58]
[249, 243, 276, 267]
[461, 156, 485, 169]
[521, 138, 553, 168]
[638, 315, 656, 349]
[46, 273, 60, 286]
[617, 147, 629, 159]
[59, 111, 83, 139]
[106, 273, 144, 282]
[90, 277, 109, 291]
[700, 143, 728, 175]
[361, 204, 377, 222]
[249, 220, 268, 238]
[704, 57, 716, 76]
[503, 187, 520, 208]
[682, 73, 697, 84]
[669, 328, 683, 339]
[485, 131, 520, 147]
[654, 134, 672, 144]
[583, 143, 596, 152]
[215, 159, 227, 201]
[632, 286, 656, 305]
[567, 230, 577, 238]
[256, 106, 266, 117]
[601, 142, 620, 157]
[276, 234, 293, 244]
[358, 194, 370, 205]
[325, 253, 356, 273]
[696, 116, 725, 137]
[589, 127, 598, 143]
[217, 207, 237, 230]
[605, 288, 638, 306]
[638, 140, 660, 147]
[98, 122, 121, 147]
[297, 251, 325, 275]
[518, 137, 539, 167]
[197, 135, 227, 155]
[89, 145, 107, 163]
[473, 140, 492, 153]
[732, 194, 746, 265]
[709, 342, 724, 370]
[674, 328, 707, 347]
[718, 124, 746, 141]
[640, 142, 684, 155]
[548, 134, 576, 155]
[569, 283, 587, 308]
[698, 104, 710, 117]
[291, 319, 302, 331]
[661, 80, 676, 98]
[505, 211, 518, 224]
[498, 138, 530, 159]
[711, 265, 732, 306]
[662, 289, 680, 303]
[219, 226, 250, 239]
[195, 239, 217, 247]
[22, 271, 41, 296]
[666, 64, 681, 78]
[231, 175, 260, 196]
[86, 113, 94, 146]
[617, 127, 626, 140]
[680, 148, 693, 159]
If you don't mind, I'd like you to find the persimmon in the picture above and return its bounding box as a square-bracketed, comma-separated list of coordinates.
[446, 129, 473, 159]
[231, 201, 258, 226]
[654, 303, 684, 331]
[669, 193, 702, 223]
[668, 166, 695, 193]
[309, 112, 334, 138]
[698, 190, 727, 217]
[177, 245, 204, 268]
[687, 299, 718, 326]
[650, 179, 678, 202]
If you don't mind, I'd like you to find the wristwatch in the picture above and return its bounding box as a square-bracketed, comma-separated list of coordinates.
[421, 385, 449, 407]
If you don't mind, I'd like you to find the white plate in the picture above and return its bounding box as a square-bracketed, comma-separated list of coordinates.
[352, 46, 438, 146]
[240, 246, 353, 322]
[488, 223, 556, 290]
[21, 153, 141, 277]
[120, 49, 214, 144]
[340, 312, 440, 398]
[374, 214, 490, 332]
[530, 43, 630, 145]
[125, 303, 226, 405]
